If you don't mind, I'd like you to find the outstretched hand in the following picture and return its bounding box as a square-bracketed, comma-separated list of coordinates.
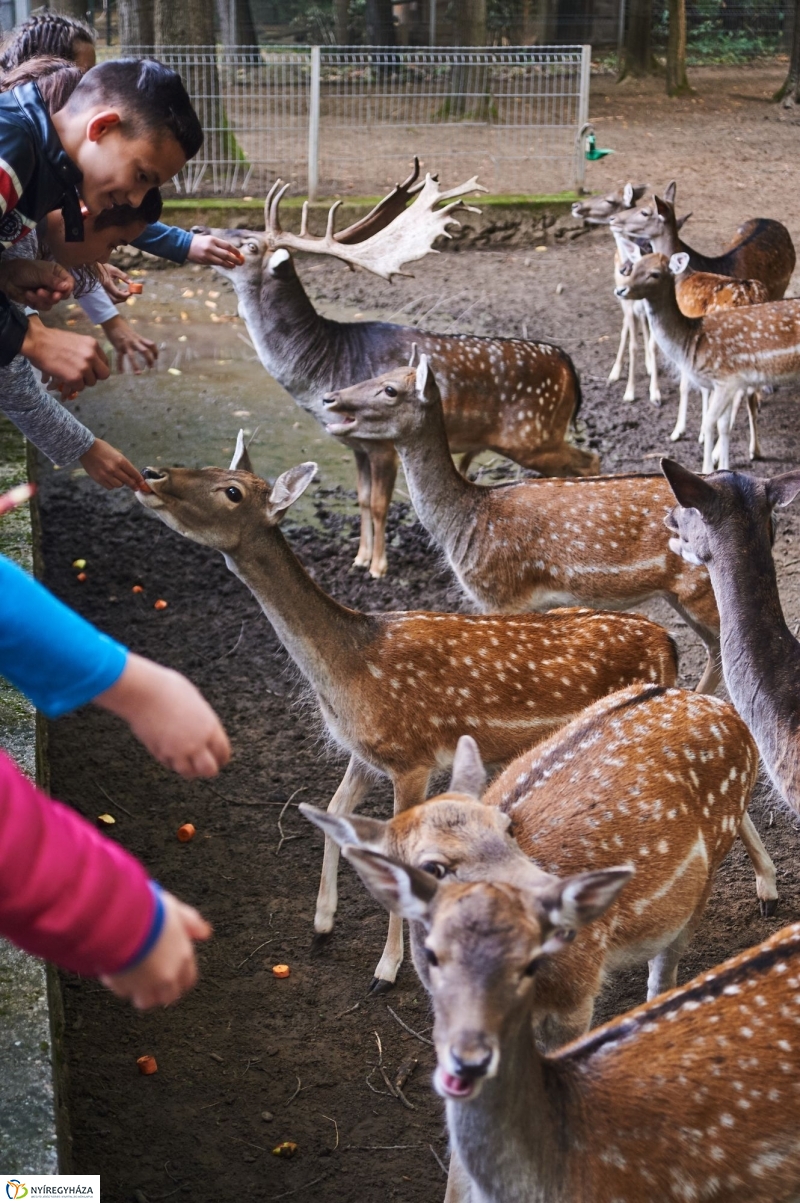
[187, 233, 243, 268]
[80, 438, 144, 490]
[102, 891, 212, 1009]
[0, 259, 73, 310]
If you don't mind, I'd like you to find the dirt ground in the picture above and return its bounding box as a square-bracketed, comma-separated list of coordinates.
[35, 64, 800, 1203]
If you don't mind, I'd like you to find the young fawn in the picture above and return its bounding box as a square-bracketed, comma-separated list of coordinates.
[323, 355, 722, 692]
[199, 163, 596, 578]
[663, 457, 800, 813]
[136, 439, 678, 991]
[617, 251, 800, 472]
[345, 850, 800, 1203]
[302, 685, 776, 1048]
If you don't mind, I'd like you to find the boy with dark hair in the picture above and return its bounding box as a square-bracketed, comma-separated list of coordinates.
[0, 56, 203, 390]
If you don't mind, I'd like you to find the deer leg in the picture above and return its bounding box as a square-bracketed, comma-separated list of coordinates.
[623, 308, 637, 402]
[747, 389, 763, 460]
[608, 302, 630, 384]
[640, 309, 653, 375]
[702, 386, 735, 473]
[712, 406, 732, 472]
[668, 598, 720, 695]
[643, 315, 661, 406]
[647, 925, 693, 999]
[352, 448, 374, 570]
[671, 369, 690, 441]
[369, 765, 431, 994]
[739, 811, 778, 917]
[368, 443, 399, 580]
[312, 755, 373, 947]
[698, 388, 710, 443]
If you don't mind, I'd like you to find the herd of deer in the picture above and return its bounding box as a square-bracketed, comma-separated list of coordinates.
[135, 162, 800, 1200]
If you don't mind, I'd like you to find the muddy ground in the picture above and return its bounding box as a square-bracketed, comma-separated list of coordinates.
[34, 64, 800, 1203]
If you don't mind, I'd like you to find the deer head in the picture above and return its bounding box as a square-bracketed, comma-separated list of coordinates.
[342, 848, 632, 1099]
[615, 251, 687, 302]
[191, 159, 485, 284]
[571, 181, 648, 225]
[136, 435, 317, 554]
[610, 188, 682, 250]
[321, 353, 441, 442]
[661, 459, 800, 569]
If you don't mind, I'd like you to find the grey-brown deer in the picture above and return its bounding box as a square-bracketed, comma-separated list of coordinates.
[302, 685, 776, 1051]
[135, 438, 677, 990]
[322, 355, 722, 692]
[662, 457, 800, 814]
[344, 848, 800, 1203]
[196, 162, 596, 578]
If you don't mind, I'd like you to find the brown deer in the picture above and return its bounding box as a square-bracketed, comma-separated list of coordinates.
[617, 251, 800, 471]
[301, 685, 777, 1049]
[662, 458, 800, 815]
[196, 162, 597, 579]
[344, 848, 800, 1203]
[135, 440, 678, 990]
[323, 355, 722, 692]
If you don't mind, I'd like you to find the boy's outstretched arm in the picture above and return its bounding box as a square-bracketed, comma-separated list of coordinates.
[21, 319, 110, 392]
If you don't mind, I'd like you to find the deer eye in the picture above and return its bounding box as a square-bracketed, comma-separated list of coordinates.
[421, 861, 447, 879]
[384, 385, 398, 398]
[225, 486, 243, 502]
[424, 947, 439, 967]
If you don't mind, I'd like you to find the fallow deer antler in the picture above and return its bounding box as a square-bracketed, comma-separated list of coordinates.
[263, 168, 486, 281]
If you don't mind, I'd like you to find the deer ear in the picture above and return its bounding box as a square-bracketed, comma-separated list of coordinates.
[299, 803, 388, 850]
[765, 469, 800, 510]
[669, 252, 690, 277]
[408, 341, 418, 367]
[631, 183, 648, 202]
[616, 236, 642, 268]
[448, 735, 487, 799]
[268, 461, 317, 517]
[654, 195, 671, 220]
[622, 182, 634, 207]
[267, 248, 294, 279]
[663, 180, 677, 204]
[342, 846, 438, 922]
[661, 458, 718, 511]
[415, 353, 439, 404]
[675, 211, 692, 231]
[539, 866, 633, 953]
[229, 429, 253, 473]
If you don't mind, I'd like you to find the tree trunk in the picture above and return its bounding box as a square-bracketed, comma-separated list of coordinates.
[119, 0, 154, 49]
[365, 0, 395, 44]
[775, 0, 800, 103]
[216, 0, 259, 48]
[454, 0, 487, 45]
[666, 0, 691, 95]
[58, 0, 90, 22]
[617, 0, 654, 78]
[334, 0, 350, 44]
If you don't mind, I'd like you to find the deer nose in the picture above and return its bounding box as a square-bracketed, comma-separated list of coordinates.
[190, 224, 211, 235]
[450, 1045, 494, 1081]
[142, 467, 167, 481]
[322, 394, 340, 408]
[615, 286, 628, 298]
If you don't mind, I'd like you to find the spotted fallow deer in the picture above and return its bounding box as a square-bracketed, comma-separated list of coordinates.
[618, 252, 800, 472]
[135, 438, 677, 990]
[301, 687, 777, 1048]
[323, 355, 721, 692]
[662, 458, 800, 815]
[345, 847, 800, 1203]
[194, 161, 596, 579]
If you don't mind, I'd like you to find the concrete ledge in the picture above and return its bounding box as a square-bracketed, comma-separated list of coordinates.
[161, 193, 584, 249]
[0, 419, 60, 1174]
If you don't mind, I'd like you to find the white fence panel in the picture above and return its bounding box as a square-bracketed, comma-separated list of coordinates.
[104, 45, 589, 198]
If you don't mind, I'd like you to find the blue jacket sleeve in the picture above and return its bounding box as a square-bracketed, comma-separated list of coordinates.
[0, 555, 127, 717]
[131, 222, 192, 264]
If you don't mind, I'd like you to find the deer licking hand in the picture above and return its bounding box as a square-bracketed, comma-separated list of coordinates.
[323, 355, 722, 692]
[135, 438, 677, 991]
[194, 161, 597, 579]
[302, 686, 775, 1053]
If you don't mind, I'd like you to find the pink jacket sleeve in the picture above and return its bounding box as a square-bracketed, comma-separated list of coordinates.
[0, 750, 157, 976]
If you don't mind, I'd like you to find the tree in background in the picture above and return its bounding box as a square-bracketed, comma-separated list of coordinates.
[617, 0, 653, 79]
[454, 0, 487, 44]
[666, 0, 691, 94]
[119, 0, 154, 47]
[216, 0, 260, 52]
[365, 0, 395, 43]
[774, 0, 800, 104]
[333, 0, 349, 42]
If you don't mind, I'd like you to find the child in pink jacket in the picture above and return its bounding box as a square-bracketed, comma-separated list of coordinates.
[0, 550, 230, 1008]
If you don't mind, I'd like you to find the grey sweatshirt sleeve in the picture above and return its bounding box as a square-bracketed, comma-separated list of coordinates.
[0, 347, 95, 465]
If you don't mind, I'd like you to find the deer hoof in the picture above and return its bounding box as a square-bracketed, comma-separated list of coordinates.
[669, 428, 685, 442]
[367, 976, 396, 996]
[760, 896, 778, 919]
[608, 366, 621, 383]
[623, 389, 636, 403]
[352, 555, 370, 570]
[310, 930, 333, 955]
[649, 391, 662, 408]
[369, 563, 388, 579]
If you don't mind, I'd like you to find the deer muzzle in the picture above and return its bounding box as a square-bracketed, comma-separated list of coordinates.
[436, 1038, 499, 1100]
[321, 394, 359, 436]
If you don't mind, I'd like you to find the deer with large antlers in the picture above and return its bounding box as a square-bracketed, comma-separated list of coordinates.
[618, 251, 800, 471]
[193, 161, 597, 579]
[135, 439, 677, 990]
[344, 846, 800, 1203]
[323, 355, 722, 692]
[302, 686, 776, 1049]
[663, 458, 800, 815]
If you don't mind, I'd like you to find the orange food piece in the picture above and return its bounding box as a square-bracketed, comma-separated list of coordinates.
[177, 823, 195, 843]
[127, 282, 144, 294]
[76, 572, 87, 582]
[272, 964, 291, 979]
[231, 249, 245, 264]
[272, 1141, 297, 1158]
[137, 1054, 158, 1075]
[132, 585, 144, 594]
[153, 599, 168, 611]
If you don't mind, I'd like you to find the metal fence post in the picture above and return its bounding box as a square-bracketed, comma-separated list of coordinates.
[575, 44, 592, 194]
[308, 44, 321, 201]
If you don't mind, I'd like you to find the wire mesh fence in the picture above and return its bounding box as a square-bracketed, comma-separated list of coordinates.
[104, 45, 590, 198]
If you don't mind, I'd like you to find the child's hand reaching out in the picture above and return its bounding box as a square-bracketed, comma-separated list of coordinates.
[187, 232, 243, 268]
[102, 891, 212, 1008]
[80, 438, 144, 490]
